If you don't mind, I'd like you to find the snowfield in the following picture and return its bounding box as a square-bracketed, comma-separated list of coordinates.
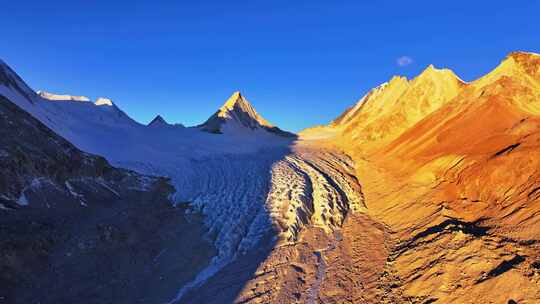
[0, 63, 364, 301]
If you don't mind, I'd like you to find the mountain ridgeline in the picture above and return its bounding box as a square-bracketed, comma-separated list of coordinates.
[1, 51, 540, 303]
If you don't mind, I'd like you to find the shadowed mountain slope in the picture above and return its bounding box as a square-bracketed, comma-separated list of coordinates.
[0, 93, 215, 304]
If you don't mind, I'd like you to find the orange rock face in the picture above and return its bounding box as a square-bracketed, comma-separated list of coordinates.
[320, 51, 540, 303]
[329, 64, 465, 155]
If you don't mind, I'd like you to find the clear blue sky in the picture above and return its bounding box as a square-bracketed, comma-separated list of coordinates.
[2, 1, 539, 132]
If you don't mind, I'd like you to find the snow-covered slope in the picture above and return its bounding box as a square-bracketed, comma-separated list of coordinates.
[0, 60, 37, 105]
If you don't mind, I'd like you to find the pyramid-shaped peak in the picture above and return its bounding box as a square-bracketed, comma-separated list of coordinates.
[215, 91, 264, 122]
[211, 91, 270, 127]
[148, 115, 168, 127]
[221, 91, 250, 110]
[228, 90, 242, 100]
[199, 92, 295, 137]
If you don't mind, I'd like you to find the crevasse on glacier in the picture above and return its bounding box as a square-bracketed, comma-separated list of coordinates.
[121, 145, 365, 262]
[121, 145, 366, 303]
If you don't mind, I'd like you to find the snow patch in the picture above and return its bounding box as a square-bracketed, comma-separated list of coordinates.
[38, 91, 90, 102]
[14, 178, 58, 206]
[96, 178, 121, 197]
[95, 97, 113, 106]
[65, 181, 87, 206]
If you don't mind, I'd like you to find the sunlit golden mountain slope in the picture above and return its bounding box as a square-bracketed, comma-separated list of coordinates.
[323, 51, 540, 303]
[327, 63, 464, 154]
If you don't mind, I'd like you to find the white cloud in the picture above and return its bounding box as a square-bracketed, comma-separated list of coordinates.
[396, 56, 413, 67]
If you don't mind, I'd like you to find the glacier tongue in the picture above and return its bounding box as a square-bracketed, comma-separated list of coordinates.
[152, 143, 365, 303]
[118, 144, 365, 261]
[122, 144, 365, 258]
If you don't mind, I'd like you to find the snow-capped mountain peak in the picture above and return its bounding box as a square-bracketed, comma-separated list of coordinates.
[200, 91, 295, 137]
[216, 91, 271, 127]
[221, 91, 243, 109]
